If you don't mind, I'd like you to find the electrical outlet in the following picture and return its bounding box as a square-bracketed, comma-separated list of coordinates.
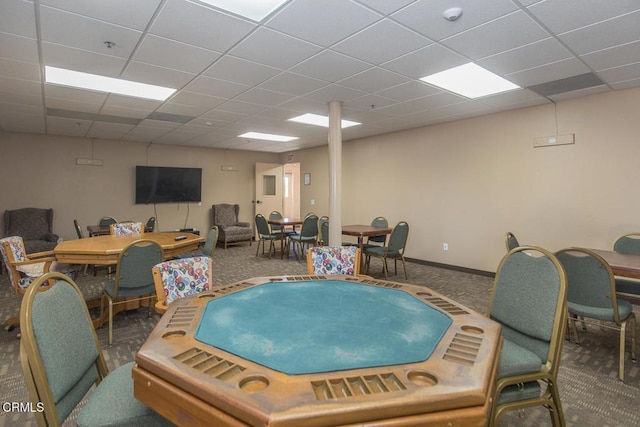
[443, 243, 448, 251]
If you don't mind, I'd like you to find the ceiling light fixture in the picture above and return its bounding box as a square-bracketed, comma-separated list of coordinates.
[197, 0, 288, 21]
[239, 132, 298, 142]
[420, 63, 519, 98]
[443, 7, 463, 22]
[44, 66, 176, 101]
[288, 113, 361, 128]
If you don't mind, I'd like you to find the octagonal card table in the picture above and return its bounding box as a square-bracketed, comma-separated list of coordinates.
[133, 275, 502, 427]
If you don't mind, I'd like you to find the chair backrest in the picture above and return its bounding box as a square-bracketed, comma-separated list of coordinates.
[153, 256, 213, 311]
[202, 226, 219, 257]
[213, 204, 239, 228]
[367, 216, 388, 244]
[110, 221, 144, 235]
[255, 214, 272, 237]
[318, 216, 329, 245]
[320, 219, 330, 246]
[300, 214, 319, 237]
[0, 236, 25, 291]
[306, 246, 361, 276]
[387, 221, 409, 254]
[269, 211, 283, 232]
[111, 240, 163, 296]
[20, 272, 109, 425]
[613, 233, 640, 254]
[505, 232, 520, 251]
[5, 208, 54, 240]
[98, 216, 117, 227]
[73, 219, 84, 239]
[146, 216, 156, 232]
[488, 246, 567, 366]
[556, 247, 623, 324]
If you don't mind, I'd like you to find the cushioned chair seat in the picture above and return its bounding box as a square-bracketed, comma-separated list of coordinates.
[104, 281, 156, 299]
[568, 299, 633, 322]
[497, 338, 543, 378]
[366, 246, 400, 257]
[77, 361, 170, 427]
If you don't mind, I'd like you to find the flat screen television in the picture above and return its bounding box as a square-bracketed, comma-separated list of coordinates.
[135, 166, 202, 204]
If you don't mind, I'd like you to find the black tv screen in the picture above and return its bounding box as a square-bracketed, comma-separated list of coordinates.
[135, 166, 202, 204]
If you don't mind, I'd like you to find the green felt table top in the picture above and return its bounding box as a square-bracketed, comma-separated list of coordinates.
[195, 280, 452, 375]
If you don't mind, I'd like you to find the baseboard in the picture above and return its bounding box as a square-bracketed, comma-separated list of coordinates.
[406, 257, 495, 278]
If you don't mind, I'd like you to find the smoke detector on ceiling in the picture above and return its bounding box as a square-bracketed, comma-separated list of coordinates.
[443, 7, 463, 22]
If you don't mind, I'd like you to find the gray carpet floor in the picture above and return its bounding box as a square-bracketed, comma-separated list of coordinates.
[1, 243, 639, 426]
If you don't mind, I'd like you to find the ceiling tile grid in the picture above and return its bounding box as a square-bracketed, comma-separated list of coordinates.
[0, 0, 638, 152]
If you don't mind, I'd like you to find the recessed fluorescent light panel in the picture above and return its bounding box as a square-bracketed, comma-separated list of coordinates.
[239, 132, 298, 142]
[45, 66, 176, 101]
[288, 113, 361, 129]
[420, 63, 519, 98]
[198, 0, 289, 21]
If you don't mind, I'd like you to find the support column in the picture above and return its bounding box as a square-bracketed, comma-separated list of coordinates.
[328, 101, 342, 247]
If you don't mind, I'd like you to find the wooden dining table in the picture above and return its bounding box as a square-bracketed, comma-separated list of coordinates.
[267, 217, 303, 259]
[342, 224, 392, 270]
[590, 249, 640, 280]
[54, 232, 204, 327]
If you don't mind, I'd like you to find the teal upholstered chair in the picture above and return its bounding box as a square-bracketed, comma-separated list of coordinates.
[288, 213, 319, 261]
[306, 246, 361, 276]
[364, 221, 409, 279]
[178, 226, 218, 259]
[613, 233, 640, 302]
[98, 216, 117, 227]
[317, 216, 329, 246]
[268, 211, 293, 255]
[556, 247, 636, 381]
[255, 214, 278, 258]
[100, 239, 163, 345]
[505, 231, 520, 251]
[488, 246, 567, 427]
[19, 272, 170, 426]
[362, 216, 388, 249]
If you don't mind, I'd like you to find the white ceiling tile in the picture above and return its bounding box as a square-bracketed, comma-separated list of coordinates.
[99, 105, 152, 119]
[291, 50, 371, 82]
[527, 0, 640, 34]
[39, 6, 142, 59]
[391, 0, 517, 41]
[374, 81, 440, 102]
[338, 67, 410, 92]
[0, 76, 40, 97]
[122, 61, 195, 89]
[381, 44, 466, 79]
[149, 0, 256, 52]
[45, 97, 102, 114]
[582, 41, 640, 71]
[558, 10, 640, 55]
[41, 42, 128, 77]
[133, 35, 221, 74]
[506, 58, 591, 87]
[0, 0, 36, 38]
[45, 116, 90, 136]
[333, 19, 431, 65]
[185, 76, 250, 99]
[345, 94, 397, 112]
[302, 84, 367, 103]
[234, 88, 295, 106]
[204, 56, 281, 86]
[0, 33, 39, 63]
[477, 38, 573, 76]
[0, 89, 42, 107]
[598, 62, 640, 86]
[86, 121, 135, 139]
[259, 72, 327, 96]
[214, 100, 269, 115]
[41, 0, 162, 31]
[355, 0, 415, 16]
[0, 57, 40, 81]
[266, 0, 380, 47]
[44, 85, 108, 104]
[442, 11, 549, 60]
[229, 27, 322, 69]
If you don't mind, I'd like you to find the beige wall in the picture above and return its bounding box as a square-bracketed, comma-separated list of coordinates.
[3, 87, 639, 273]
[0, 133, 279, 240]
[283, 87, 640, 272]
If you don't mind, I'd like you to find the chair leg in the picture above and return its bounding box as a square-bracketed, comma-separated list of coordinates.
[108, 298, 113, 345]
[382, 258, 388, 279]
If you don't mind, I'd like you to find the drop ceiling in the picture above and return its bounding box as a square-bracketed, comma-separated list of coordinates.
[1, 0, 639, 153]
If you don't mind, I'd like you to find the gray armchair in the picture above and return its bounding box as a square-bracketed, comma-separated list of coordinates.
[212, 204, 253, 249]
[4, 208, 59, 253]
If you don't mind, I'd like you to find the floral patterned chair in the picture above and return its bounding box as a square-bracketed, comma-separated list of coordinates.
[109, 221, 144, 235]
[306, 246, 362, 276]
[4, 208, 59, 253]
[0, 236, 77, 330]
[212, 204, 253, 249]
[152, 256, 213, 314]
